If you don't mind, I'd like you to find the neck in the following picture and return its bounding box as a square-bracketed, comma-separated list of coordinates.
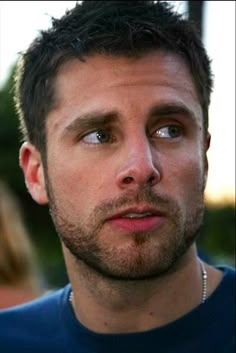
[64, 245, 221, 333]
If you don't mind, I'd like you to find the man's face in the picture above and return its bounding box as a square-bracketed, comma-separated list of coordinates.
[43, 51, 209, 280]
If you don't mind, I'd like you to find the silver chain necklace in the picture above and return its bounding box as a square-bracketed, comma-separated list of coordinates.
[69, 260, 208, 305]
[199, 259, 208, 304]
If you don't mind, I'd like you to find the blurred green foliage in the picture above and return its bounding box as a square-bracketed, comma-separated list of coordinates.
[0, 66, 235, 289]
[198, 205, 235, 266]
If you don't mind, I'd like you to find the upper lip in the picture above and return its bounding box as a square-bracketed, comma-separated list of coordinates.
[107, 206, 166, 220]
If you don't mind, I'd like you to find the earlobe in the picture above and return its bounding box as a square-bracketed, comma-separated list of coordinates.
[19, 142, 48, 205]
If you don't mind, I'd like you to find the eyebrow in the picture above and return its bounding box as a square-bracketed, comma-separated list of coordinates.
[64, 111, 118, 134]
[149, 103, 198, 122]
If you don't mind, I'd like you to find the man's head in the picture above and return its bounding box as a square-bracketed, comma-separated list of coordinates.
[18, 1, 212, 280]
[15, 0, 213, 161]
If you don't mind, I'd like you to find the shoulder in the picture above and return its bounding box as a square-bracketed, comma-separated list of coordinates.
[214, 265, 235, 301]
[210, 266, 236, 352]
[208, 265, 235, 332]
[0, 284, 71, 351]
[218, 265, 235, 285]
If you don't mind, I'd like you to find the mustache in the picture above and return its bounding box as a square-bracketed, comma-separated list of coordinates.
[92, 186, 178, 220]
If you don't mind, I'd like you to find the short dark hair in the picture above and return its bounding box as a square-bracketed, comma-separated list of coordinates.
[14, 0, 213, 158]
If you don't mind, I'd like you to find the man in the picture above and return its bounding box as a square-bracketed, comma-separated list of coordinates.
[0, 1, 235, 352]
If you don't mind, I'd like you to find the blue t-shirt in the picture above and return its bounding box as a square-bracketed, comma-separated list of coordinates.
[0, 266, 235, 353]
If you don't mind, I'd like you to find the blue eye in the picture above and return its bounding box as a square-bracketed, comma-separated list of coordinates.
[82, 130, 113, 144]
[155, 125, 183, 139]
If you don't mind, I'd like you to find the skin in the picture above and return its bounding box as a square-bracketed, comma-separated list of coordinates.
[20, 51, 222, 333]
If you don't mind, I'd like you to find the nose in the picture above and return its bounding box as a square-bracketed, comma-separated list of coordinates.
[116, 137, 161, 189]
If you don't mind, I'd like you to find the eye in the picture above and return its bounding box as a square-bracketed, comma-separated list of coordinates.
[155, 125, 183, 139]
[82, 129, 114, 144]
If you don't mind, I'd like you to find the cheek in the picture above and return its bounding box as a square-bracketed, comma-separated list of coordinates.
[47, 157, 111, 214]
[163, 153, 205, 199]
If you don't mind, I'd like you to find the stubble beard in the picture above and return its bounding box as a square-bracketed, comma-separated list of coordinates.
[46, 180, 205, 282]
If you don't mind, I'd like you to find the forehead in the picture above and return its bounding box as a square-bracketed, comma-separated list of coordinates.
[49, 51, 202, 129]
[55, 51, 197, 97]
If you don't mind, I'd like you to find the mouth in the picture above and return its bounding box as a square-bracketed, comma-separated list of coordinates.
[107, 207, 166, 233]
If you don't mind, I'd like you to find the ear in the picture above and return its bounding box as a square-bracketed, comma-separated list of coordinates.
[203, 132, 211, 188]
[19, 142, 48, 205]
[205, 132, 211, 152]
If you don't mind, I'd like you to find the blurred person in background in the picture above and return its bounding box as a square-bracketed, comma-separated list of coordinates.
[0, 1, 235, 352]
[0, 179, 43, 309]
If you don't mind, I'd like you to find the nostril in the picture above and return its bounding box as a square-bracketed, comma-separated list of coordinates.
[149, 175, 156, 185]
[123, 176, 134, 184]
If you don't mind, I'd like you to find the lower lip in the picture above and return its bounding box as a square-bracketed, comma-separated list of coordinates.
[108, 216, 165, 233]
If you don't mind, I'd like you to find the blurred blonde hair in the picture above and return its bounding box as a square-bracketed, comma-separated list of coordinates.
[0, 180, 40, 292]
